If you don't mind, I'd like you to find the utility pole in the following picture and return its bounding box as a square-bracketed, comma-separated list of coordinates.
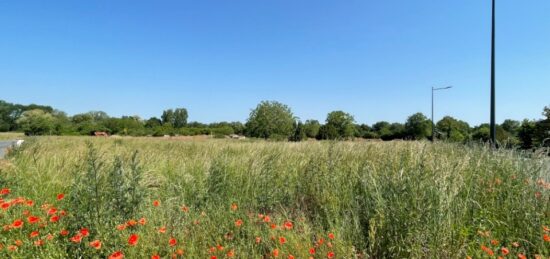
[431, 86, 452, 142]
[490, 0, 496, 145]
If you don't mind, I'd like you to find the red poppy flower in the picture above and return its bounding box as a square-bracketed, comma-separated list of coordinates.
[117, 224, 126, 231]
[26, 200, 34, 206]
[328, 233, 335, 240]
[46, 234, 54, 240]
[231, 203, 238, 211]
[30, 231, 40, 238]
[70, 234, 83, 243]
[181, 205, 189, 212]
[501, 247, 509, 255]
[90, 240, 102, 249]
[34, 239, 44, 246]
[309, 248, 316, 255]
[27, 216, 40, 224]
[327, 251, 335, 258]
[216, 244, 224, 251]
[0, 188, 9, 195]
[270, 224, 277, 230]
[153, 200, 160, 207]
[263, 215, 271, 223]
[227, 249, 235, 257]
[57, 193, 65, 200]
[80, 228, 89, 237]
[138, 218, 146, 225]
[14, 240, 23, 246]
[169, 237, 177, 246]
[518, 254, 527, 259]
[288, 255, 295, 259]
[128, 234, 139, 246]
[255, 236, 261, 244]
[7, 245, 17, 251]
[11, 219, 23, 228]
[127, 219, 137, 227]
[283, 221, 293, 230]
[235, 219, 243, 227]
[1, 202, 10, 210]
[151, 255, 160, 259]
[158, 226, 166, 233]
[60, 229, 69, 236]
[544, 234, 550, 242]
[279, 237, 287, 245]
[109, 251, 124, 259]
[211, 256, 217, 259]
[50, 215, 60, 223]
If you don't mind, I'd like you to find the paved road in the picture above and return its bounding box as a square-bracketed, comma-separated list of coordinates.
[0, 140, 15, 159]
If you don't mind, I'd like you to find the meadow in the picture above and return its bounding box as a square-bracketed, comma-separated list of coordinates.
[0, 136, 549, 258]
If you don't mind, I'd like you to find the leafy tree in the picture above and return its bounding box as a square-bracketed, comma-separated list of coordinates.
[145, 117, 162, 128]
[162, 108, 188, 128]
[290, 121, 307, 142]
[324, 111, 355, 139]
[404, 113, 431, 140]
[317, 124, 339, 140]
[501, 119, 520, 136]
[436, 116, 470, 142]
[16, 109, 56, 135]
[472, 124, 490, 142]
[245, 101, 295, 139]
[303, 120, 321, 139]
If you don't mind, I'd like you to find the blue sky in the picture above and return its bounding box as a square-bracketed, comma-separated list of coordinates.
[1, 1, 549, 125]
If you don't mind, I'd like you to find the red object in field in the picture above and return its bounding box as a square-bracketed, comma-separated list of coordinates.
[93, 131, 109, 137]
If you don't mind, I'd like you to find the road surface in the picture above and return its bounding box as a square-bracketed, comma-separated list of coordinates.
[0, 140, 15, 159]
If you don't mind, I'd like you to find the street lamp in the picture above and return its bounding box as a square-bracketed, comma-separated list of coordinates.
[432, 86, 453, 142]
[490, 0, 496, 145]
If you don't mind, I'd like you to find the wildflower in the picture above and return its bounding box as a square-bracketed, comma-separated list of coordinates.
[90, 240, 102, 249]
[47, 207, 57, 215]
[46, 234, 54, 240]
[26, 200, 34, 206]
[34, 239, 44, 246]
[481, 245, 494, 256]
[0, 188, 9, 195]
[328, 233, 335, 240]
[109, 251, 124, 259]
[153, 200, 160, 207]
[169, 237, 177, 246]
[59, 210, 66, 216]
[217, 244, 224, 251]
[490, 239, 499, 246]
[128, 234, 139, 246]
[235, 219, 243, 227]
[518, 254, 527, 259]
[273, 248, 280, 257]
[327, 251, 335, 258]
[279, 236, 287, 245]
[70, 234, 83, 243]
[158, 226, 166, 233]
[543, 225, 549, 232]
[263, 215, 271, 223]
[181, 205, 189, 212]
[288, 255, 295, 259]
[14, 240, 23, 246]
[255, 236, 261, 244]
[309, 248, 316, 255]
[50, 215, 60, 223]
[270, 224, 277, 230]
[231, 203, 238, 211]
[8, 245, 17, 251]
[211, 256, 217, 259]
[544, 234, 550, 242]
[57, 193, 65, 200]
[117, 224, 126, 231]
[30, 231, 40, 238]
[139, 218, 147, 225]
[127, 219, 137, 227]
[501, 247, 509, 256]
[60, 229, 69, 236]
[11, 219, 23, 228]
[151, 255, 160, 259]
[80, 228, 90, 237]
[27, 216, 40, 224]
[283, 221, 293, 230]
[227, 249, 235, 257]
[1, 202, 10, 210]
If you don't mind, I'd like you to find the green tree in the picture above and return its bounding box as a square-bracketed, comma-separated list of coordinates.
[324, 111, 355, 139]
[404, 113, 431, 140]
[16, 109, 56, 135]
[436, 116, 470, 142]
[245, 101, 295, 139]
[303, 120, 321, 139]
[162, 108, 188, 128]
[290, 121, 307, 142]
[145, 117, 162, 128]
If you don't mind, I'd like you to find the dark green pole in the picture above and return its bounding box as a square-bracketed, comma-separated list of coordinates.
[490, 0, 496, 145]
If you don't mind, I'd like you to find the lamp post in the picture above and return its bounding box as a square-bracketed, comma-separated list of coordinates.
[432, 86, 453, 142]
[490, 0, 496, 145]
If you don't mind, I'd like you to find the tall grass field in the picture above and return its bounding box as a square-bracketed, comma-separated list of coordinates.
[1, 137, 549, 258]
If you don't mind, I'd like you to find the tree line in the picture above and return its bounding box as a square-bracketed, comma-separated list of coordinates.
[1, 99, 549, 149]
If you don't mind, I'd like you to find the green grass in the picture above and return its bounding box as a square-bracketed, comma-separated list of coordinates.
[0, 136, 548, 258]
[0, 132, 24, 140]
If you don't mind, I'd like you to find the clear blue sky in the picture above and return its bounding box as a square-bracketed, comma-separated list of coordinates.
[1, 1, 549, 125]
